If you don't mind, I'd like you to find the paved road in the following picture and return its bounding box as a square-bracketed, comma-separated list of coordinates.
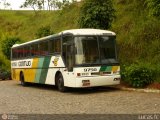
[0, 80, 159, 114]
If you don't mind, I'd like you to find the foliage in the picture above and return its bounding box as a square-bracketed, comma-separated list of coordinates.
[20, 0, 77, 11]
[1, 37, 21, 60]
[35, 26, 53, 38]
[0, 0, 11, 9]
[121, 63, 154, 88]
[20, 0, 38, 11]
[0, 54, 9, 70]
[146, 0, 160, 18]
[79, 0, 115, 29]
[0, 68, 11, 80]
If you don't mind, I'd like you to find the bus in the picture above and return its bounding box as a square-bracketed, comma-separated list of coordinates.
[11, 29, 120, 92]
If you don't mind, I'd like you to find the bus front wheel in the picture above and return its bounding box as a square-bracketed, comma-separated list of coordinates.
[57, 74, 67, 92]
[20, 73, 27, 86]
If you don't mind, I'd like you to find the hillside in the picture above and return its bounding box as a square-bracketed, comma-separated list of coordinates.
[0, 0, 159, 82]
[112, 0, 160, 82]
[0, 4, 80, 41]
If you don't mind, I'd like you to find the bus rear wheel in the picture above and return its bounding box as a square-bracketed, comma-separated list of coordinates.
[56, 74, 67, 92]
[20, 73, 27, 86]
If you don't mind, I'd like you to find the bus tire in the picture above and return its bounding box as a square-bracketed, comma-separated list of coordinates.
[57, 73, 67, 92]
[20, 73, 27, 86]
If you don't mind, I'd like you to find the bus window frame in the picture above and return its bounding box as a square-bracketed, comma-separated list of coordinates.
[62, 34, 75, 71]
[73, 35, 119, 67]
[11, 35, 62, 60]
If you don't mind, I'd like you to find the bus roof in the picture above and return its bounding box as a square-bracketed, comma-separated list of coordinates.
[12, 35, 56, 48]
[12, 29, 115, 48]
[61, 29, 116, 36]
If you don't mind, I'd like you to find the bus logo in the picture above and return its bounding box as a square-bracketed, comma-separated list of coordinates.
[53, 58, 59, 66]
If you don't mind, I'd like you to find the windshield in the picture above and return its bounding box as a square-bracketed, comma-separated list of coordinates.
[75, 36, 117, 65]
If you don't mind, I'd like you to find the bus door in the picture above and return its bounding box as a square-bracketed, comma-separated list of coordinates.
[62, 35, 74, 72]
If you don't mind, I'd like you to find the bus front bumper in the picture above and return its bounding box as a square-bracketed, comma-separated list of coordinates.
[75, 75, 121, 88]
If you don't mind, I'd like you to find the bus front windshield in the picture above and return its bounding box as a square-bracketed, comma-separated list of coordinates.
[75, 36, 118, 65]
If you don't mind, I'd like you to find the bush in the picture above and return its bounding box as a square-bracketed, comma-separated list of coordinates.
[146, 0, 160, 18]
[0, 69, 11, 80]
[35, 26, 53, 38]
[1, 37, 21, 60]
[121, 63, 154, 88]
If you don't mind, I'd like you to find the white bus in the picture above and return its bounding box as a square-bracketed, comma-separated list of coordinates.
[11, 29, 120, 92]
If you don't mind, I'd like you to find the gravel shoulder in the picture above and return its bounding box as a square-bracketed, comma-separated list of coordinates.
[0, 80, 159, 114]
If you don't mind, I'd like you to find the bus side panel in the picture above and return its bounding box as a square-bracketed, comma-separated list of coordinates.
[63, 72, 76, 87]
[24, 58, 39, 83]
[45, 68, 58, 85]
[11, 69, 16, 80]
[45, 56, 66, 85]
[13, 69, 21, 81]
[24, 69, 37, 83]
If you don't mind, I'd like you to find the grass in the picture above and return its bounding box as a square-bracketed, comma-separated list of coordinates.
[112, 0, 160, 82]
[0, 4, 80, 41]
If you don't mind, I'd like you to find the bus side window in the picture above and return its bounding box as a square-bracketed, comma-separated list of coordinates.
[24, 46, 27, 58]
[15, 49, 18, 59]
[39, 42, 42, 55]
[21, 48, 24, 58]
[12, 48, 17, 59]
[31, 45, 35, 56]
[39, 41, 49, 55]
[49, 40, 54, 54]
[54, 38, 61, 53]
[24, 46, 30, 58]
[18, 47, 23, 58]
[27, 46, 31, 57]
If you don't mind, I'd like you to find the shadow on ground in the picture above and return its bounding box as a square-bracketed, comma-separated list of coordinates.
[15, 81, 120, 94]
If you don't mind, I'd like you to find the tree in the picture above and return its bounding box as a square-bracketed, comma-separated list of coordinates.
[20, 0, 38, 11]
[79, 0, 115, 29]
[146, 0, 160, 18]
[56, 1, 63, 9]
[62, 0, 70, 8]
[0, 0, 11, 9]
[47, 0, 51, 10]
[38, 0, 45, 10]
[50, 0, 63, 10]
[35, 26, 53, 38]
[72, 0, 77, 3]
[2, 37, 21, 60]
[37, 0, 43, 10]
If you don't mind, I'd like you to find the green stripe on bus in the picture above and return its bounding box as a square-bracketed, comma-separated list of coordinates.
[39, 56, 51, 84]
[100, 66, 112, 72]
[35, 58, 45, 83]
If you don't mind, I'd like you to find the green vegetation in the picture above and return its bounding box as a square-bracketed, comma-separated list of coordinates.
[35, 25, 53, 38]
[2, 37, 21, 59]
[112, 0, 160, 84]
[0, 3, 79, 41]
[79, 0, 115, 29]
[121, 63, 154, 88]
[146, 0, 160, 18]
[0, 0, 159, 85]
